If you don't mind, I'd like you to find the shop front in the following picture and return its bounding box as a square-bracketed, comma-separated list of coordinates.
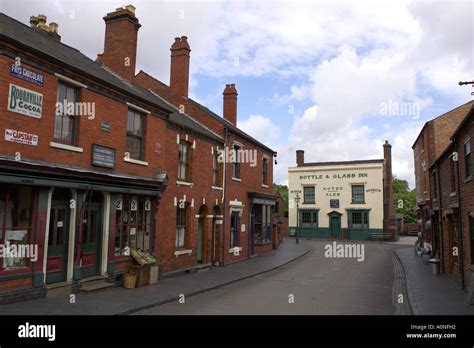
[248, 192, 277, 256]
[0, 157, 167, 303]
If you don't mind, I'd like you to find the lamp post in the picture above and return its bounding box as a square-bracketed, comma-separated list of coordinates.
[294, 192, 300, 244]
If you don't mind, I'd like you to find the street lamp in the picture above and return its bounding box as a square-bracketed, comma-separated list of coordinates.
[294, 192, 301, 244]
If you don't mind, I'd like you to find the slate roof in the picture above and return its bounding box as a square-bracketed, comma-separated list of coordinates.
[0, 12, 222, 142]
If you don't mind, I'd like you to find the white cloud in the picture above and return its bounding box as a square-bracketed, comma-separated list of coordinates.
[238, 114, 281, 147]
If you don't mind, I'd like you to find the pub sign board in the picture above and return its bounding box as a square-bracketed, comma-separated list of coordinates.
[92, 144, 116, 169]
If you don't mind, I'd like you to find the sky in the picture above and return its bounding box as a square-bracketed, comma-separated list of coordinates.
[2, 0, 472, 188]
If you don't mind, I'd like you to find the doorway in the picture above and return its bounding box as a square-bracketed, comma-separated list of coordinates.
[211, 206, 221, 264]
[197, 205, 208, 263]
[328, 211, 342, 239]
[46, 188, 71, 284]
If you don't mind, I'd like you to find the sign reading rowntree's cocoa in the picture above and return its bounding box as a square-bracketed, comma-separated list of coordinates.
[7, 83, 43, 118]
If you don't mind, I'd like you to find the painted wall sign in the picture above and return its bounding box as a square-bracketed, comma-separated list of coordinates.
[4, 129, 39, 146]
[10, 64, 44, 86]
[7, 84, 43, 118]
[300, 173, 368, 180]
[366, 188, 381, 193]
[91, 144, 115, 168]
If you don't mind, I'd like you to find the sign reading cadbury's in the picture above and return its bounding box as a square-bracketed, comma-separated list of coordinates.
[4, 129, 39, 146]
[10, 64, 44, 86]
[8, 84, 43, 118]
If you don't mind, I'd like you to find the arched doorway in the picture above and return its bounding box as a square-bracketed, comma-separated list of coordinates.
[197, 205, 208, 263]
[212, 206, 221, 265]
[46, 188, 72, 284]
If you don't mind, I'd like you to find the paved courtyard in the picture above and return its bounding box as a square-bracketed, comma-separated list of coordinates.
[135, 240, 401, 315]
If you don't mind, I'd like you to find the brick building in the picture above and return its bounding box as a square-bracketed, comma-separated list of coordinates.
[0, 10, 222, 302]
[129, 19, 278, 263]
[430, 104, 474, 303]
[0, 5, 277, 303]
[412, 101, 474, 256]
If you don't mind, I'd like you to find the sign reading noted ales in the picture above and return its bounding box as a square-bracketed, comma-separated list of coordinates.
[8, 84, 43, 118]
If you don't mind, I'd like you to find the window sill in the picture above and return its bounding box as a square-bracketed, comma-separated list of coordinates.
[211, 186, 223, 191]
[177, 181, 193, 187]
[302, 202, 315, 205]
[174, 249, 192, 257]
[228, 246, 242, 254]
[124, 158, 148, 166]
[50, 142, 83, 153]
[232, 177, 242, 182]
[351, 202, 366, 204]
[450, 192, 457, 197]
[261, 184, 269, 188]
[465, 176, 472, 183]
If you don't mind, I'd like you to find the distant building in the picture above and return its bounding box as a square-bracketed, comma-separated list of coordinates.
[288, 141, 396, 241]
[412, 101, 473, 256]
[429, 104, 474, 303]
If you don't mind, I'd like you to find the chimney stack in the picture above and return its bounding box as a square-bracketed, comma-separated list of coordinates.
[296, 150, 304, 166]
[170, 36, 191, 98]
[101, 5, 141, 80]
[29, 14, 61, 42]
[383, 140, 397, 240]
[223, 84, 238, 125]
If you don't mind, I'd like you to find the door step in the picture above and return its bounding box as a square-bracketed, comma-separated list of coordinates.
[47, 282, 72, 299]
[79, 276, 113, 293]
[196, 263, 212, 272]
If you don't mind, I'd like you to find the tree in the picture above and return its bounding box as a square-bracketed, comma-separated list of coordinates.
[273, 183, 288, 213]
[392, 176, 417, 224]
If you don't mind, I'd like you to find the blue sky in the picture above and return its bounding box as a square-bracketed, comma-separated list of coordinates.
[3, 0, 473, 188]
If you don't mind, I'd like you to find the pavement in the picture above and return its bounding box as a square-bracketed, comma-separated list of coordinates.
[395, 247, 474, 315]
[0, 238, 310, 315]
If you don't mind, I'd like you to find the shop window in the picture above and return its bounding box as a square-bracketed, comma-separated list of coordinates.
[465, 138, 472, 178]
[0, 186, 34, 269]
[262, 158, 268, 186]
[176, 204, 188, 248]
[212, 151, 222, 187]
[114, 195, 152, 257]
[299, 210, 318, 228]
[54, 82, 78, 145]
[351, 185, 365, 203]
[254, 205, 272, 244]
[349, 211, 369, 229]
[126, 109, 145, 160]
[232, 144, 241, 179]
[303, 186, 315, 204]
[178, 141, 192, 182]
[230, 211, 240, 247]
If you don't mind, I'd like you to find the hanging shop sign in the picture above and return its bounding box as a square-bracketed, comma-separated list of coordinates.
[7, 84, 43, 118]
[10, 64, 44, 86]
[4, 129, 38, 146]
[91, 144, 116, 169]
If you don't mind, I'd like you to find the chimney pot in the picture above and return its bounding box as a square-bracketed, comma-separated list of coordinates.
[49, 22, 58, 33]
[29, 16, 38, 28]
[125, 4, 136, 14]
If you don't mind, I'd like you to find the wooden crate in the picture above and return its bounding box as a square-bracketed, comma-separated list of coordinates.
[129, 265, 150, 287]
[149, 264, 159, 285]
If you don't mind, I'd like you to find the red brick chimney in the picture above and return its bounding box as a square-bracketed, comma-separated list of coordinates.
[296, 150, 304, 166]
[223, 84, 238, 125]
[170, 36, 191, 98]
[101, 5, 141, 80]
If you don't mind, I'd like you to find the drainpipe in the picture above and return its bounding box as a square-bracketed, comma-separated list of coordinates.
[221, 128, 228, 266]
[454, 140, 466, 290]
[436, 163, 445, 273]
